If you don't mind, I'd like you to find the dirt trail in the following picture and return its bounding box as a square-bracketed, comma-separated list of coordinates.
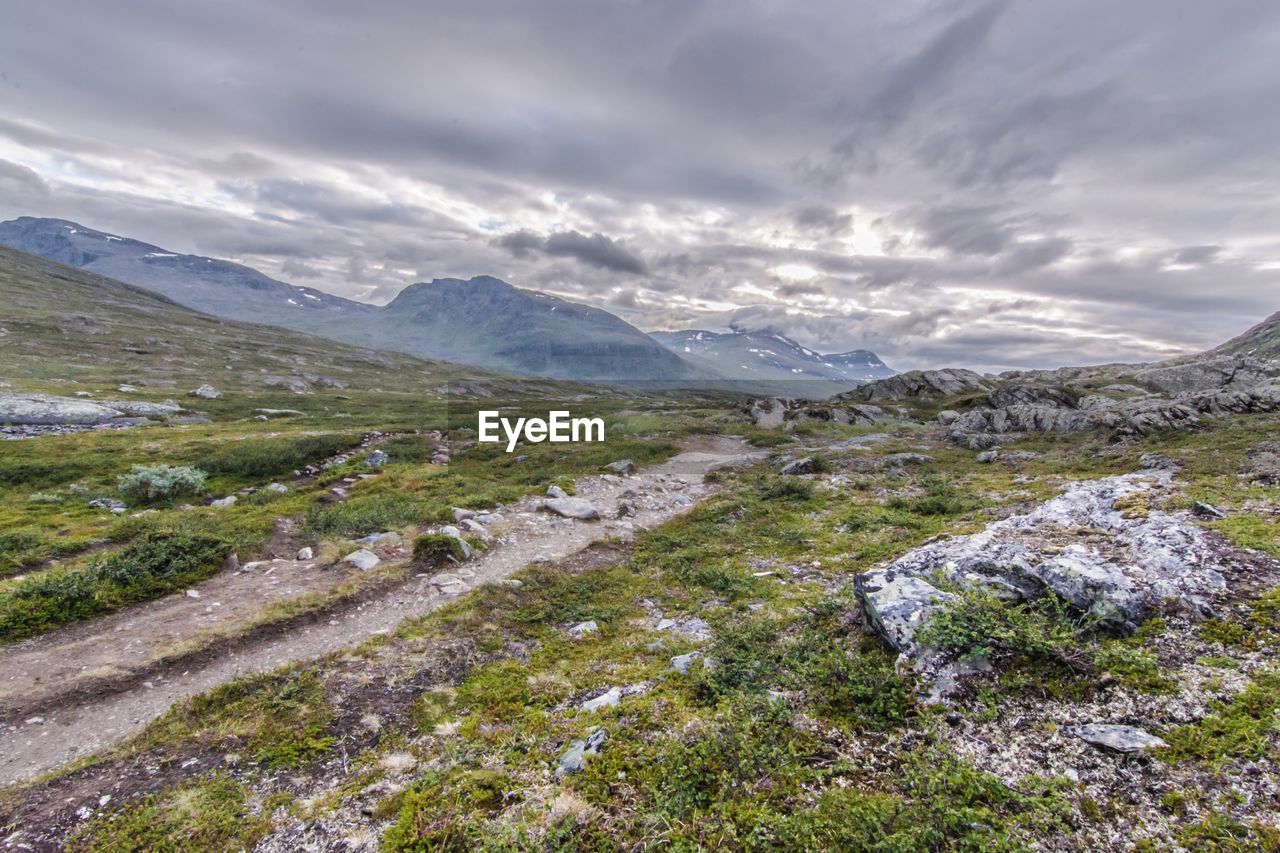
[0, 435, 761, 788]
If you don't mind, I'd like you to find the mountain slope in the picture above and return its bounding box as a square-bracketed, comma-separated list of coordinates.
[1207, 310, 1280, 362]
[0, 245, 491, 391]
[650, 328, 895, 391]
[0, 217, 702, 382]
[312, 276, 705, 381]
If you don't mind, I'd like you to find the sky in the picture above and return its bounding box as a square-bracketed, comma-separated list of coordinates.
[1, 0, 1278, 372]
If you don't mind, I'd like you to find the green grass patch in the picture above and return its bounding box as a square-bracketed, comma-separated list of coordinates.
[0, 531, 228, 642]
[1160, 669, 1280, 766]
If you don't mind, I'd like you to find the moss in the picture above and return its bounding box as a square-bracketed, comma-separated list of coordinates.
[141, 669, 335, 770]
[411, 533, 468, 565]
[1160, 669, 1280, 766]
[67, 775, 276, 852]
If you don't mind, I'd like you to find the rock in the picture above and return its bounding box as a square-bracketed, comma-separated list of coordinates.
[1069, 724, 1168, 753]
[847, 404, 889, 426]
[253, 408, 305, 418]
[101, 399, 184, 418]
[366, 449, 389, 468]
[210, 496, 237, 508]
[460, 518, 486, 534]
[778, 456, 818, 476]
[749, 398, 787, 429]
[0, 392, 127, 425]
[884, 452, 934, 466]
[355, 531, 401, 547]
[580, 687, 622, 712]
[1192, 501, 1226, 519]
[543, 497, 600, 520]
[617, 499, 637, 518]
[606, 459, 636, 475]
[262, 375, 311, 393]
[223, 552, 240, 572]
[852, 369, 992, 402]
[265, 482, 288, 493]
[296, 547, 314, 560]
[88, 497, 127, 512]
[855, 470, 1236, 694]
[568, 620, 599, 638]
[670, 652, 706, 674]
[937, 410, 960, 425]
[1139, 453, 1178, 471]
[556, 729, 607, 776]
[185, 589, 201, 599]
[343, 549, 380, 571]
[976, 450, 998, 464]
[473, 513, 504, 525]
[189, 384, 222, 399]
[116, 384, 139, 393]
[656, 616, 712, 640]
[452, 507, 477, 522]
[546, 484, 569, 499]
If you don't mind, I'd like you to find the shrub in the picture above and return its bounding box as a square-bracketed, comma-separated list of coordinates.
[116, 464, 206, 503]
[886, 475, 981, 517]
[195, 434, 359, 478]
[0, 531, 227, 642]
[918, 587, 1094, 670]
[305, 493, 424, 538]
[413, 533, 468, 565]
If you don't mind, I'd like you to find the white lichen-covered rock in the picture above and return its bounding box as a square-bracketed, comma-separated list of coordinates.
[1068, 723, 1167, 753]
[543, 497, 600, 520]
[855, 469, 1234, 695]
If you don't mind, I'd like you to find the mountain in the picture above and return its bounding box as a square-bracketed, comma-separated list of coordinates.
[309, 276, 704, 381]
[0, 245, 493, 392]
[0, 217, 701, 382]
[649, 328, 895, 393]
[1207, 310, 1280, 362]
[0, 217, 368, 328]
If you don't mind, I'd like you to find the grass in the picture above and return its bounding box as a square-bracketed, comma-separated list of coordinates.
[67, 775, 279, 852]
[1160, 669, 1280, 766]
[193, 433, 362, 479]
[0, 531, 228, 642]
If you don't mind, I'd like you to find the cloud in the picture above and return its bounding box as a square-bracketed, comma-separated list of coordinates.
[0, 0, 1277, 369]
[497, 229, 648, 275]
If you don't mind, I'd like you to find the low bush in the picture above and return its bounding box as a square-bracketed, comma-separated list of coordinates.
[304, 493, 424, 538]
[195, 433, 359, 479]
[413, 533, 468, 564]
[0, 531, 228, 642]
[918, 587, 1094, 670]
[116, 464, 206, 503]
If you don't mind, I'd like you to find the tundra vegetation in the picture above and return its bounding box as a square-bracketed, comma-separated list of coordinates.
[2, 386, 1278, 850]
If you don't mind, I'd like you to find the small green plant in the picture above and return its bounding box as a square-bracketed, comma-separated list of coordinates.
[918, 587, 1094, 670]
[413, 533, 468, 564]
[116, 464, 207, 503]
[1160, 669, 1280, 765]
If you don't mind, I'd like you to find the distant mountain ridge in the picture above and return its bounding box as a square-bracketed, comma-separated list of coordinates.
[650, 328, 895, 391]
[0, 217, 701, 382]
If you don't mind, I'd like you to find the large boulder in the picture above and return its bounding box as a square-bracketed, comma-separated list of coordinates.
[0, 393, 127, 425]
[855, 468, 1236, 696]
[749, 398, 787, 428]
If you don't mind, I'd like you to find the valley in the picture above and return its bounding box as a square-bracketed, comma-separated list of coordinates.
[0, 247, 1278, 850]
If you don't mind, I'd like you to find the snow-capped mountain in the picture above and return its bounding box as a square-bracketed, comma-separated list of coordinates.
[649, 328, 895, 390]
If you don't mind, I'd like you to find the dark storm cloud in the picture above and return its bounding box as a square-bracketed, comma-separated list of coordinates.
[0, 0, 1277, 369]
[497, 230, 648, 275]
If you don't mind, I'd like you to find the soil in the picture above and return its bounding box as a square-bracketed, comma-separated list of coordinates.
[0, 435, 761, 788]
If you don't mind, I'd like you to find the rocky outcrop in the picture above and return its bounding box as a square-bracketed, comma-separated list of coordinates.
[0, 393, 181, 426]
[850, 369, 992, 402]
[1134, 355, 1273, 395]
[855, 465, 1237, 697]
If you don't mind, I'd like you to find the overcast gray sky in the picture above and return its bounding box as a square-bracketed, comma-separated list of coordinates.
[1, 0, 1278, 371]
